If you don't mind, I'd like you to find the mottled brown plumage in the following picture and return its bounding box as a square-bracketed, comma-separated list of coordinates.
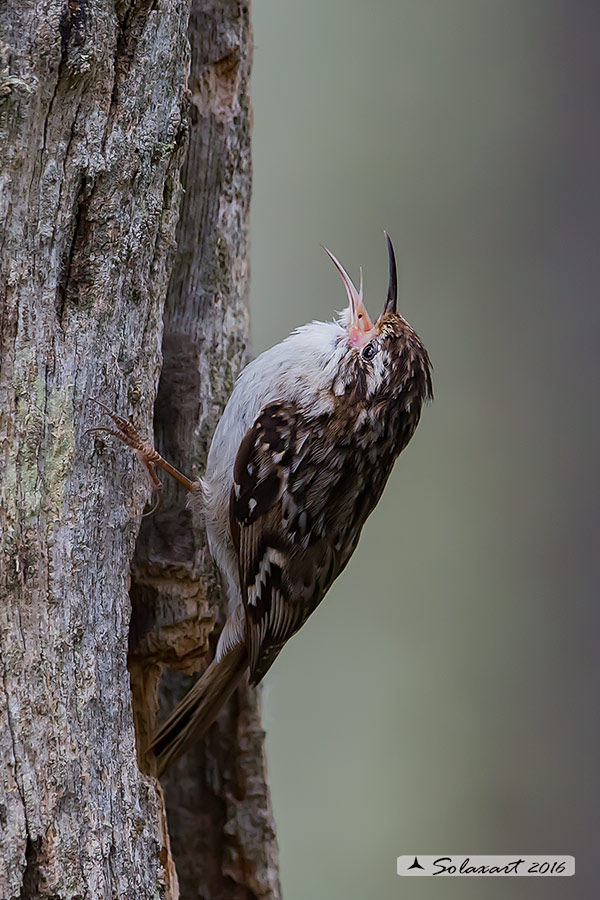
[230, 314, 431, 687]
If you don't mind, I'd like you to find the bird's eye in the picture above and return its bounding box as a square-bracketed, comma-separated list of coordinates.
[362, 342, 378, 361]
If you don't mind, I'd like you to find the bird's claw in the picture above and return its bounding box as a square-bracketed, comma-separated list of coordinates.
[86, 397, 164, 493]
[86, 397, 197, 495]
[85, 398, 148, 453]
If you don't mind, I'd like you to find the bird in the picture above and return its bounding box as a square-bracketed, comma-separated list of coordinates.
[88, 234, 433, 774]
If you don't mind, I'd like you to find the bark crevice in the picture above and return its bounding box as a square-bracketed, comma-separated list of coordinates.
[127, 3, 280, 896]
[18, 837, 42, 900]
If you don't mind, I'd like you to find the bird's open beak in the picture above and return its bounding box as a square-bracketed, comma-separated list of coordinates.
[379, 231, 398, 319]
[323, 246, 374, 346]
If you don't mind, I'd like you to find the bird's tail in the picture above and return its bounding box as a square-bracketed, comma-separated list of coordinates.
[149, 644, 248, 775]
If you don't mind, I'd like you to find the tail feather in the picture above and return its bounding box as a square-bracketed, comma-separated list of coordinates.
[150, 644, 248, 775]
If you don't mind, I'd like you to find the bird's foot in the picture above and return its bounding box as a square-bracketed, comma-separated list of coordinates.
[86, 398, 196, 494]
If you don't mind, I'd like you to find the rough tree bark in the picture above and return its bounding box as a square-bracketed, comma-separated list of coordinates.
[0, 1, 279, 898]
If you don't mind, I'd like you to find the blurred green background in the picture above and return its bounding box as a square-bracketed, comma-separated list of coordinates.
[249, 2, 599, 898]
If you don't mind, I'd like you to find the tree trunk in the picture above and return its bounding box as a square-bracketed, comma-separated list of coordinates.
[0, 1, 279, 897]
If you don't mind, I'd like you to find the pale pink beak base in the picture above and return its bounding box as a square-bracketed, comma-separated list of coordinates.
[323, 247, 375, 347]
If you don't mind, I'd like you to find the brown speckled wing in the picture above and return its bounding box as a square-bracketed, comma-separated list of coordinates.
[230, 401, 367, 685]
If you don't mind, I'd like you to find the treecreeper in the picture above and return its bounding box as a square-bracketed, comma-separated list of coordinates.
[89, 234, 433, 774]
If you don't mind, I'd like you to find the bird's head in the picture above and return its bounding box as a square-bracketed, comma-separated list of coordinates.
[324, 235, 433, 410]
